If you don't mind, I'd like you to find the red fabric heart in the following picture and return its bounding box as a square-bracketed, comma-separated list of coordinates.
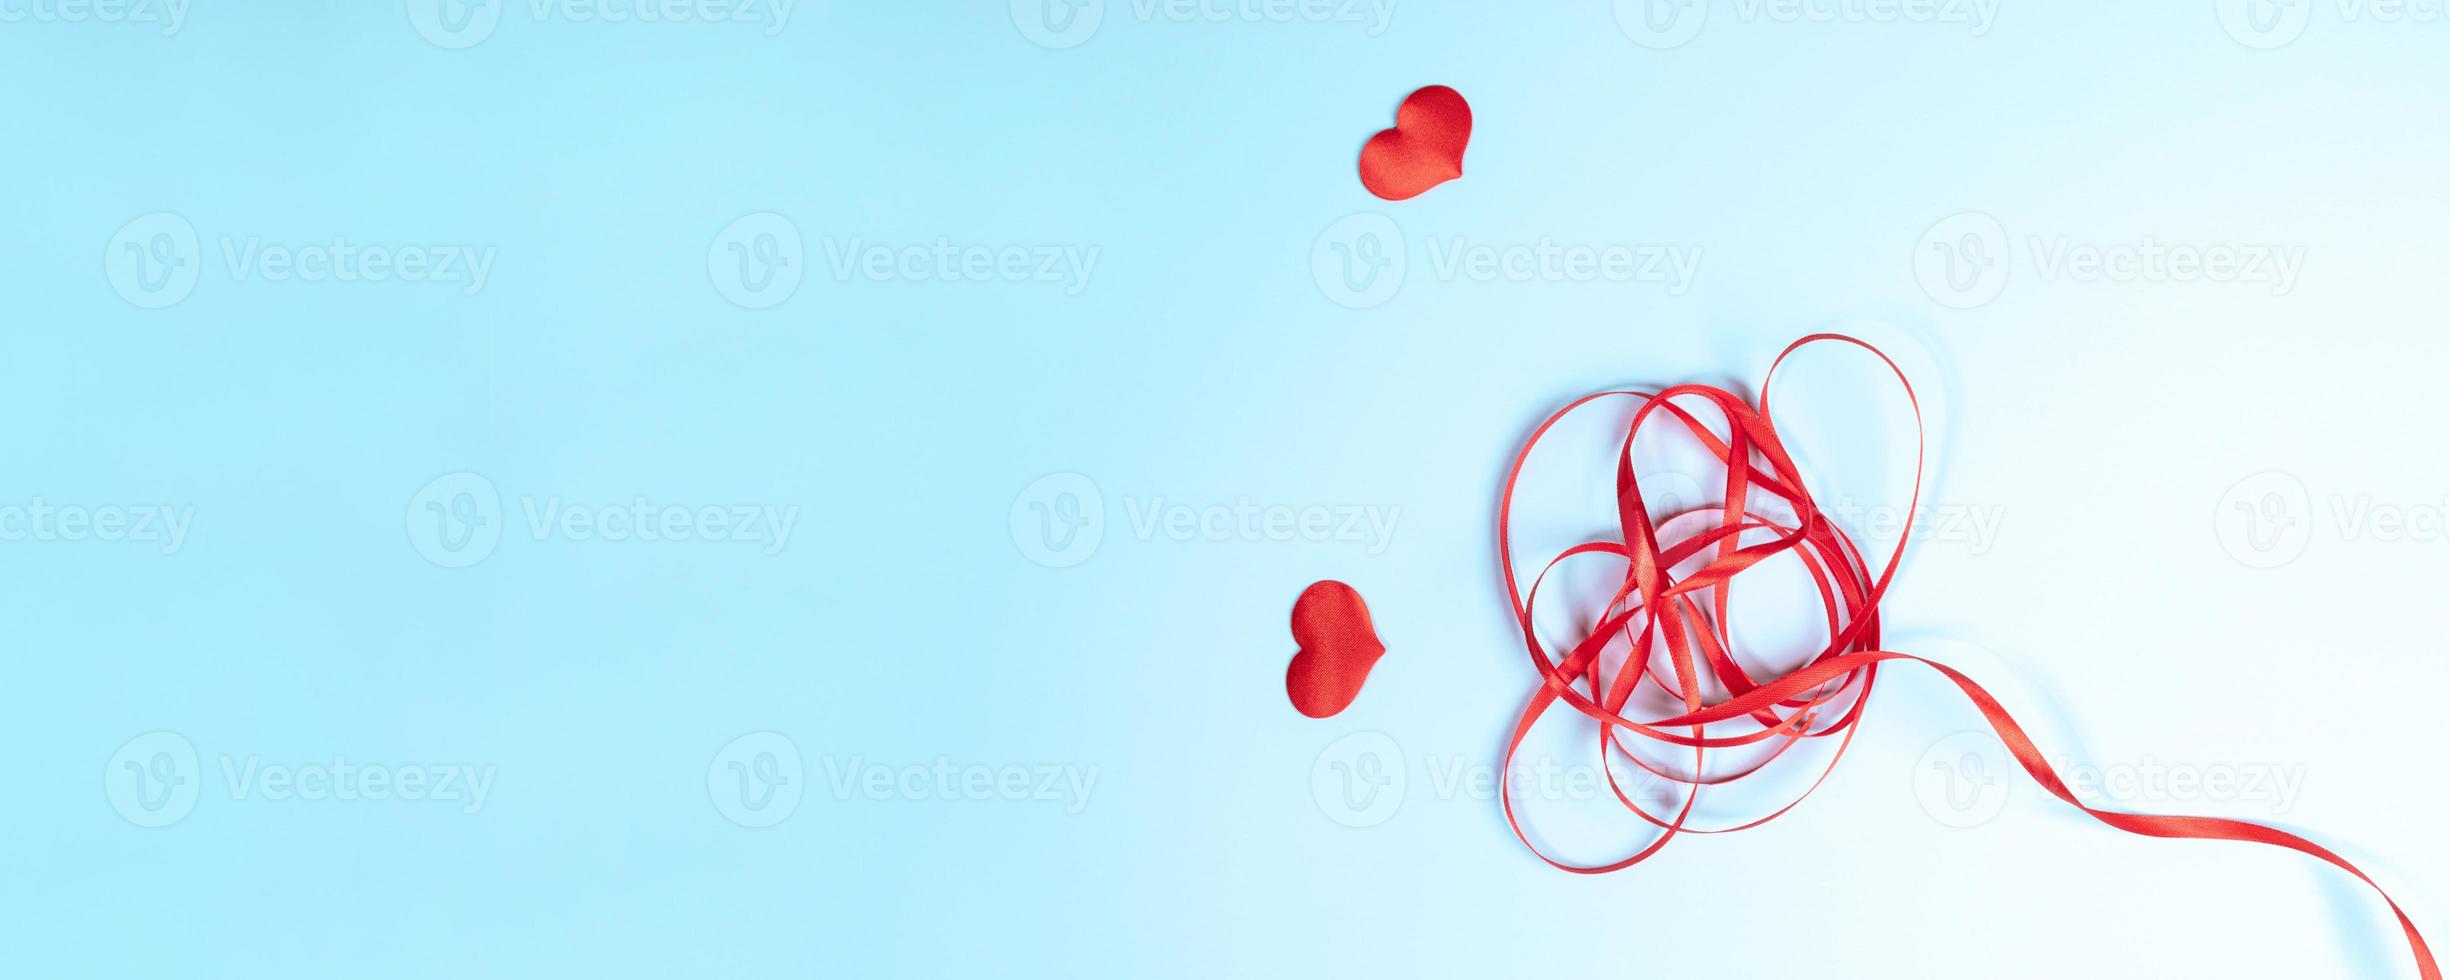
[1286, 580, 1387, 718]
[1358, 85, 1472, 201]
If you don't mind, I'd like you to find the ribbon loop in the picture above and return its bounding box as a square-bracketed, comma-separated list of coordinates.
[1493, 335, 2435, 979]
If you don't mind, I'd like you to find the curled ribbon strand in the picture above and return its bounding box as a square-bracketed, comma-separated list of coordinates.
[1496, 334, 2436, 979]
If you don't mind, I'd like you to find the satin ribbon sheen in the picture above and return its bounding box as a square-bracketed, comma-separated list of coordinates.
[1496, 334, 2436, 978]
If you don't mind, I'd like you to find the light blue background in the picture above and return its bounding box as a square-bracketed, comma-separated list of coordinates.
[3, 2, 2445, 977]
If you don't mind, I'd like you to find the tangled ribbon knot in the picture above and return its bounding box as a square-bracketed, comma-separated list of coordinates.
[1496, 334, 2435, 979]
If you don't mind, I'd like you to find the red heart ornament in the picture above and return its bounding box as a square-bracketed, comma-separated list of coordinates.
[1286, 580, 1387, 718]
[1359, 85, 1472, 201]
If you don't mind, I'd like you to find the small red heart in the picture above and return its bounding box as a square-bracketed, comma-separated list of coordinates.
[1286, 580, 1387, 718]
[1358, 85, 1472, 201]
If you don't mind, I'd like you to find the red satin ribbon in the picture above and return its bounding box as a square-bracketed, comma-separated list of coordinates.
[1496, 333, 2436, 979]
